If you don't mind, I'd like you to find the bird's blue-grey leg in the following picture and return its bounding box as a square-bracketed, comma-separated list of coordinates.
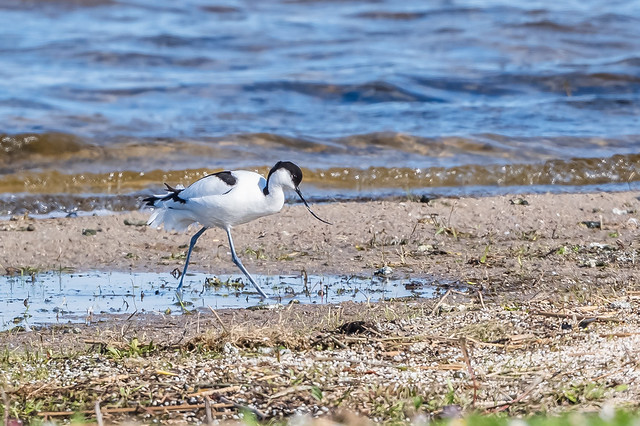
[225, 228, 268, 298]
[177, 226, 207, 291]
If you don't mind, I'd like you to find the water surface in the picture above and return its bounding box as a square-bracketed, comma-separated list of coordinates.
[0, 271, 438, 331]
[1, 0, 639, 213]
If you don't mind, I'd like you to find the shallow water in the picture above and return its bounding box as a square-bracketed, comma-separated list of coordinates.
[1, 155, 639, 216]
[0, 271, 437, 331]
[1, 0, 640, 213]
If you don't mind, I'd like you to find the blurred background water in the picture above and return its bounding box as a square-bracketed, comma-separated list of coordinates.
[1, 0, 639, 215]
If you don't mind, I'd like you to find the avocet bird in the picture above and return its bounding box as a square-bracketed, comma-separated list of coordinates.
[144, 161, 331, 298]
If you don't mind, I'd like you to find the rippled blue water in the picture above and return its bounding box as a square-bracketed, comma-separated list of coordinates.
[0, 0, 639, 211]
[1, 0, 639, 140]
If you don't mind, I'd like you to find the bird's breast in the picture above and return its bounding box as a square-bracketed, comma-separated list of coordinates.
[192, 184, 286, 228]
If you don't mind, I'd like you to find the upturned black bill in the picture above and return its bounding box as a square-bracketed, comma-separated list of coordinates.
[295, 188, 332, 225]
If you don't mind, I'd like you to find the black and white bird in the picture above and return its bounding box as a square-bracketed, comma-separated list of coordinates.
[144, 161, 331, 298]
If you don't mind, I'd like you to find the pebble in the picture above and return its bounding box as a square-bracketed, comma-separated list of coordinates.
[609, 300, 632, 310]
[5, 296, 640, 423]
[223, 342, 239, 355]
[374, 266, 393, 276]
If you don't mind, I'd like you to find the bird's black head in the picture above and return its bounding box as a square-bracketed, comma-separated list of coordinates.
[268, 161, 303, 188]
[265, 161, 332, 225]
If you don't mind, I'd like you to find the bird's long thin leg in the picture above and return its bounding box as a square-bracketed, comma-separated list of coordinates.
[177, 226, 207, 291]
[226, 228, 268, 298]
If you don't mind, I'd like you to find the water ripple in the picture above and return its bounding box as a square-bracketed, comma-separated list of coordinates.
[0, 0, 639, 207]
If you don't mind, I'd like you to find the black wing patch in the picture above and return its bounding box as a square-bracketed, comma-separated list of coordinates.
[143, 183, 187, 206]
[209, 170, 237, 186]
[144, 171, 237, 207]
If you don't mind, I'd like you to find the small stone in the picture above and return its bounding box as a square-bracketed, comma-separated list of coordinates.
[609, 301, 632, 310]
[124, 219, 147, 226]
[374, 266, 393, 276]
[582, 259, 605, 268]
[417, 244, 433, 252]
[440, 404, 462, 419]
[580, 221, 601, 229]
[589, 242, 615, 250]
[223, 342, 239, 355]
[437, 303, 454, 313]
[578, 318, 596, 328]
[510, 198, 529, 205]
[452, 371, 468, 379]
[279, 348, 292, 357]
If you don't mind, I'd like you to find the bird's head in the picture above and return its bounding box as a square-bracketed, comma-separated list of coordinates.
[267, 161, 331, 225]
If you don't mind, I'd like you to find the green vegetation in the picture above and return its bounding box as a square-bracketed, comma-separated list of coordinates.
[434, 410, 640, 426]
[105, 337, 156, 359]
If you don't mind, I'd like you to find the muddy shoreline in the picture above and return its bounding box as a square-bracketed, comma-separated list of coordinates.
[2, 191, 639, 287]
[1, 191, 640, 423]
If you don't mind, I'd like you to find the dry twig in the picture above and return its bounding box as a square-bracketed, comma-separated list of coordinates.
[484, 374, 547, 412]
[95, 400, 104, 426]
[219, 396, 268, 421]
[204, 397, 214, 425]
[188, 385, 241, 398]
[431, 289, 451, 315]
[39, 403, 234, 418]
[531, 310, 622, 323]
[2, 386, 9, 426]
[209, 305, 229, 334]
[477, 290, 486, 310]
[460, 338, 478, 406]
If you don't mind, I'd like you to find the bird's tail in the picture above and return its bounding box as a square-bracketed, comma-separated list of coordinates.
[143, 183, 185, 207]
[144, 184, 194, 232]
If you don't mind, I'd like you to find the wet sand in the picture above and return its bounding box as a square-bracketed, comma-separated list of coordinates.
[1, 191, 640, 423]
[2, 191, 639, 292]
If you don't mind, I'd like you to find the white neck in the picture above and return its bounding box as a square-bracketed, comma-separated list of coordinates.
[263, 183, 286, 214]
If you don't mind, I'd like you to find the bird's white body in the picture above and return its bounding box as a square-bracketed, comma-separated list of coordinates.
[145, 161, 330, 298]
[148, 170, 286, 232]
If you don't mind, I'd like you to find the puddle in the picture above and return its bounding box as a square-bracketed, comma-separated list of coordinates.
[0, 271, 438, 331]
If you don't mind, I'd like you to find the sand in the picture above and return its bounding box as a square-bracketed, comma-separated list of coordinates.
[2, 191, 639, 294]
[1, 191, 640, 423]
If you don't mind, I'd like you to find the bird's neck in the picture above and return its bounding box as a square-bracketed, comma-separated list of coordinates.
[263, 184, 286, 213]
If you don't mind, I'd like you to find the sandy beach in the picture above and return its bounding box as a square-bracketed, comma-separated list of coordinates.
[3, 0, 640, 421]
[2, 191, 640, 285]
[1, 191, 640, 423]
